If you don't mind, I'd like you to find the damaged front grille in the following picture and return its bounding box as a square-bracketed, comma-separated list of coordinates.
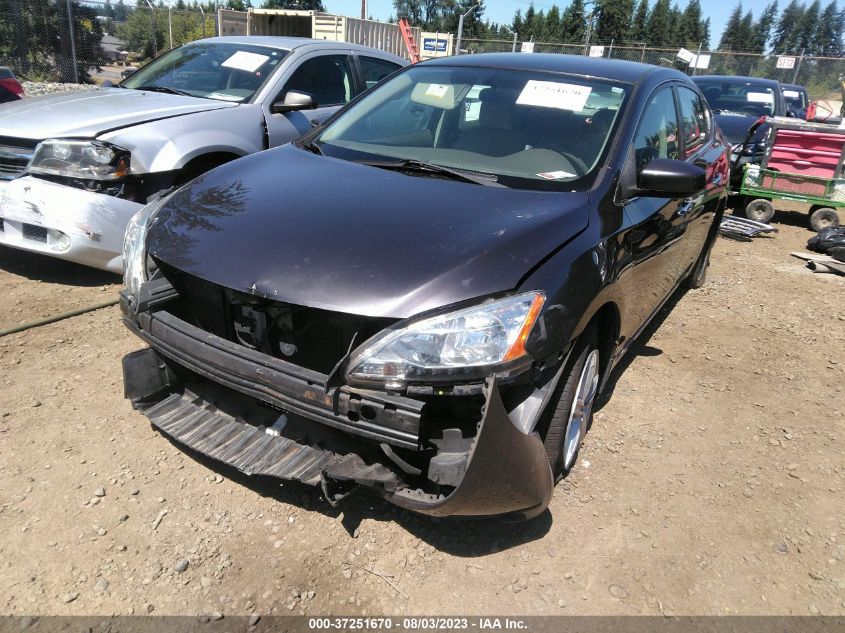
[158, 263, 395, 375]
[130, 265, 498, 499]
[0, 138, 36, 181]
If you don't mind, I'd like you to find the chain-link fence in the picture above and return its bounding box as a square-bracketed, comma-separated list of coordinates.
[3, 3, 845, 98]
[0, 0, 214, 84]
[462, 37, 845, 101]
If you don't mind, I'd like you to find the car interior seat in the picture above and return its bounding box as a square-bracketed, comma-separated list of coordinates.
[453, 87, 526, 156]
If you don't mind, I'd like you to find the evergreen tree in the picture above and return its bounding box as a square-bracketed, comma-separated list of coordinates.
[718, 3, 744, 50]
[115, 0, 128, 21]
[512, 8, 523, 37]
[701, 17, 710, 48]
[798, 0, 821, 51]
[738, 9, 755, 48]
[772, 0, 806, 53]
[751, 1, 778, 53]
[263, 0, 325, 9]
[630, 0, 649, 42]
[561, 0, 587, 41]
[595, 0, 634, 44]
[646, 0, 672, 46]
[676, 0, 704, 47]
[523, 2, 536, 39]
[544, 5, 564, 41]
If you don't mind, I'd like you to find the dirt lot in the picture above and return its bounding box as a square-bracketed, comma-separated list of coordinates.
[0, 208, 843, 618]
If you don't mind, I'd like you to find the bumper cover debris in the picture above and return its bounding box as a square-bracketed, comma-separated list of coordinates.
[122, 304, 554, 519]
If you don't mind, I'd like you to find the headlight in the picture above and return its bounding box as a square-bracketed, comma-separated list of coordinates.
[123, 197, 165, 302]
[345, 292, 545, 390]
[28, 139, 130, 181]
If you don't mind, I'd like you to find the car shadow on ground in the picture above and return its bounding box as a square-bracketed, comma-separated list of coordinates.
[594, 285, 685, 411]
[0, 246, 119, 286]
[160, 434, 553, 555]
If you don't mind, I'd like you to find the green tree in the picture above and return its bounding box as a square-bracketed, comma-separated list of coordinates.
[751, 1, 778, 52]
[512, 8, 523, 37]
[718, 2, 744, 50]
[676, 0, 704, 47]
[544, 5, 564, 41]
[772, 0, 806, 53]
[646, 0, 672, 46]
[595, 0, 634, 44]
[815, 1, 845, 54]
[798, 0, 821, 51]
[115, 0, 128, 21]
[523, 2, 536, 39]
[630, 0, 649, 42]
[561, 0, 587, 41]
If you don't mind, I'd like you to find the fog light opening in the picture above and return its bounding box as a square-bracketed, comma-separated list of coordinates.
[53, 231, 72, 252]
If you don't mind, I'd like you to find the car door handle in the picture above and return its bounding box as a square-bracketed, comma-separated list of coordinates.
[677, 201, 694, 217]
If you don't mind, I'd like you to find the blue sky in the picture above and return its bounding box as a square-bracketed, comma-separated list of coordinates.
[322, 0, 777, 47]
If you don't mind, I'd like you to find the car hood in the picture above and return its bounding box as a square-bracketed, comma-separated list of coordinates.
[0, 88, 237, 140]
[147, 145, 590, 319]
[714, 113, 769, 145]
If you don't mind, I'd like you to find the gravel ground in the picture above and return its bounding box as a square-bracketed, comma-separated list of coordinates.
[0, 210, 843, 618]
[21, 82, 98, 98]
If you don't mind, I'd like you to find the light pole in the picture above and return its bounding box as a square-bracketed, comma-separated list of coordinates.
[455, 1, 480, 56]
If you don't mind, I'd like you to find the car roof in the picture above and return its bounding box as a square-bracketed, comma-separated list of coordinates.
[191, 35, 405, 59]
[693, 75, 781, 88]
[782, 83, 806, 91]
[420, 53, 688, 84]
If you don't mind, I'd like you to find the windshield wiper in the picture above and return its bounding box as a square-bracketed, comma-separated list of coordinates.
[134, 85, 192, 97]
[362, 159, 506, 188]
[300, 140, 323, 155]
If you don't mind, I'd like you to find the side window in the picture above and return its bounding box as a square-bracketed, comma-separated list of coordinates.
[677, 87, 710, 158]
[358, 56, 402, 90]
[633, 87, 679, 172]
[281, 55, 353, 107]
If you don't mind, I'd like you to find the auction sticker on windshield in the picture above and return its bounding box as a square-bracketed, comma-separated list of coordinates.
[222, 51, 270, 73]
[516, 80, 592, 112]
[747, 92, 774, 103]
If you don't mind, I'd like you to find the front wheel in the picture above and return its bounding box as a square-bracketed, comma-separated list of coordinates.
[540, 329, 601, 481]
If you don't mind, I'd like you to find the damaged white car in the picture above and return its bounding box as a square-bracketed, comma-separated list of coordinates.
[0, 37, 405, 272]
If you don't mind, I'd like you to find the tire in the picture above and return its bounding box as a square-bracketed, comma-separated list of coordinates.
[809, 207, 840, 232]
[539, 327, 601, 481]
[744, 198, 776, 223]
[686, 242, 711, 289]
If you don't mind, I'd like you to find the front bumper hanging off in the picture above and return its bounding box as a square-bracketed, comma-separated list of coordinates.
[121, 300, 554, 520]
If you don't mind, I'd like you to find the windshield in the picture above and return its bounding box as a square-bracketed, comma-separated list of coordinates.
[313, 66, 628, 191]
[695, 79, 777, 117]
[121, 42, 287, 103]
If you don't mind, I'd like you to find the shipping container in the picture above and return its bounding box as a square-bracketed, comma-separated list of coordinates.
[217, 9, 423, 61]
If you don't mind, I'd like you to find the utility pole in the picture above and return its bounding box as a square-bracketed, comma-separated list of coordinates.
[692, 42, 702, 76]
[65, 0, 79, 83]
[792, 48, 805, 84]
[360, 0, 367, 19]
[455, 1, 480, 56]
[169, 8, 173, 50]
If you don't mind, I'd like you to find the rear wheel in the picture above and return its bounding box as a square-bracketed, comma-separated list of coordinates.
[744, 198, 776, 223]
[540, 328, 600, 481]
[809, 207, 840, 232]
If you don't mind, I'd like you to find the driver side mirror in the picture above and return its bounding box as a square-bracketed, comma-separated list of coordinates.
[273, 90, 317, 114]
[636, 158, 707, 197]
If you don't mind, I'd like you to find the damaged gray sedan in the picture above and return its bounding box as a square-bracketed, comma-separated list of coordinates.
[121, 53, 729, 519]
